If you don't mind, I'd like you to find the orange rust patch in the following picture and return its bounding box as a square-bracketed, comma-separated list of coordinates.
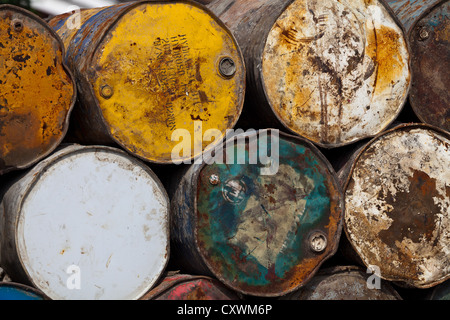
[369, 24, 408, 95]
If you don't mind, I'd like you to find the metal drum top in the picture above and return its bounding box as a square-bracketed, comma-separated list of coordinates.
[343, 124, 450, 288]
[261, 0, 410, 147]
[49, 1, 245, 164]
[183, 129, 344, 297]
[0, 145, 170, 300]
[0, 5, 75, 175]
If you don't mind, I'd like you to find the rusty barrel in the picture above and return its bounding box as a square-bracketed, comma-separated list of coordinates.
[206, 0, 411, 148]
[141, 273, 241, 300]
[385, 0, 449, 132]
[0, 144, 170, 300]
[342, 123, 450, 289]
[281, 266, 402, 300]
[170, 129, 344, 297]
[0, 282, 48, 300]
[0, 5, 76, 175]
[48, 0, 245, 164]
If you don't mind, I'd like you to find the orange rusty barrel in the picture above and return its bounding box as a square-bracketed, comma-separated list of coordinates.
[170, 129, 344, 297]
[386, 0, 449, 132]
[141, 273, 241, 300]
[206, 0, 411, 148]
[342, 123, 450, 289]
[0, 144, 170, 300]
[48, 0, 245, 164]
[0, 5, 76, 175]
[280, 266, 402, 300]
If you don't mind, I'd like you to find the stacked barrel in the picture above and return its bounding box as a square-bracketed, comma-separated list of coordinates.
[0, 0, 448, 300]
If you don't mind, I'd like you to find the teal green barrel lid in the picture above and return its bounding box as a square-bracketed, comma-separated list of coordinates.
[171, 129, 344, 297]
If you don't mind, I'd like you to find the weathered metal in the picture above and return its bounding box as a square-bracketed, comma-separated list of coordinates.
[342, 123, 450, 289]
[280, 266, 402, 300]
[0, 5, 76, 175]
[170, 129, 344, 297]
[206, 0, 411, 148]
[48, 0, 245, 164]
[141, 273, 241, 300]
[0, 144, 170, 300]
[386, 0, 449, 132]
[0, 282, 48, 300]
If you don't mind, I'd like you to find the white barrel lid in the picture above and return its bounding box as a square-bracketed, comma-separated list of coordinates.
[15, 145, 169, 300]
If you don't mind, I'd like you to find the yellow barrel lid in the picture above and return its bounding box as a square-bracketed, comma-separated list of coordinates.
[63, 1, 245, 164]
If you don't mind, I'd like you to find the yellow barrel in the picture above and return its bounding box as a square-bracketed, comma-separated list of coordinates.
[0, 5, 76, 175]
[49, 1, 245, 164]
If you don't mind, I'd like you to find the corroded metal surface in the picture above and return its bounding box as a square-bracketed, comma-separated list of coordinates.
[0, 282, 48, 300]
[386, 0, 449, 131]
[281, 266, 402, 300]
[408, 1, 449, 131]
[385, 0, 443, 33]
[0, 145, 170, 300]
[49, 1, 245, 164]
[343, 124, 450, 288]
[0, 5, 76, 175]
[207, 0, 410, 148]
[171, 129, 344, 297]
[141, 273, 240, 300]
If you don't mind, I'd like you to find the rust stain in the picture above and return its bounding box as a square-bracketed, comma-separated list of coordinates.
[367, 24, 407, 95]
[261, 0, 410, 147]
[344, 125, 450, 288]
[0, 7, 74, 174]
[378, 170, 443, 246]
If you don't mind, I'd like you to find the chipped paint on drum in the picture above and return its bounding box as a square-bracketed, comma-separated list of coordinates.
[141, 273, 240, 300]
[281, 266, 402, 300]
[262, 0, 410, 147]
[49, 1, 245, 164]
[0, 5, 76, 175]
[171, 129, 344, 297]
[343, 124, 450, 288]
[0, 145, 170, 300]
[0, 282, 47, 300]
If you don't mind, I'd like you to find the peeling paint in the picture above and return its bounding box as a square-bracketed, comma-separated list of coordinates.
[49, 1, 245, 164]
[261, 0, 410, 147]
[344, 124, 450, 288]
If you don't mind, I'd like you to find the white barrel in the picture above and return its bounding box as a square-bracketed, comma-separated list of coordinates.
[0, 145, 170, 300]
